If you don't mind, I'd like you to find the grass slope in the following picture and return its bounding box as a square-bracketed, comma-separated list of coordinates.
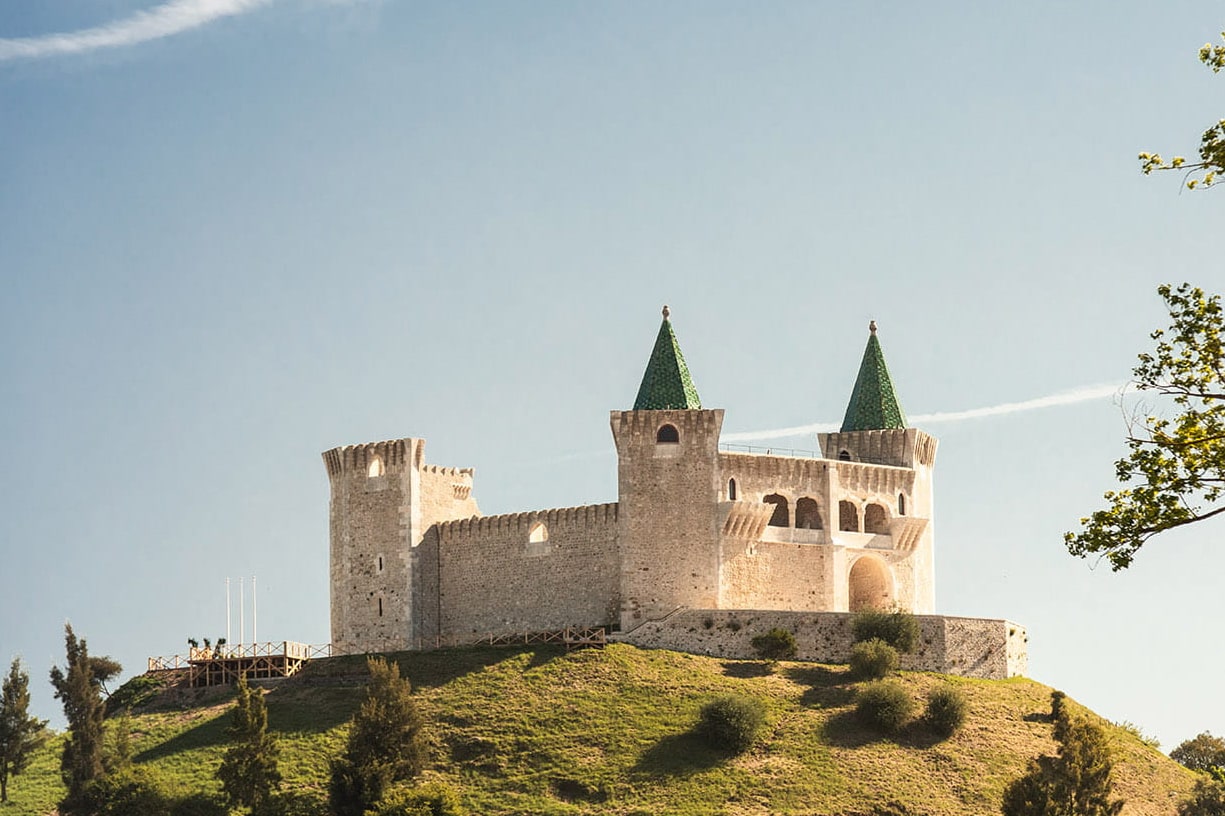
[2, 644, 1195, 815]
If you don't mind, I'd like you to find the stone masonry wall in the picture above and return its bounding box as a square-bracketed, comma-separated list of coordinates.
[719, 539, 839, 611]
[430, 503, 620, 641]
[620, 608, 1028, 679]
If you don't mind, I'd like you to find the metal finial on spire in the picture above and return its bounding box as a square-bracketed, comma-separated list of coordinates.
[662, 305, 671, 320]
[869, 320, 877, 334]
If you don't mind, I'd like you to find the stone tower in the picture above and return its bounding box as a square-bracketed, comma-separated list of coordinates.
[818, 321, 938, 612]
[612, 307, 725, 630]
[322, 438, 478, 653]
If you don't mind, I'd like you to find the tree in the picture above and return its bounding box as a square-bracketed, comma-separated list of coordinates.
[1001, 691, 1124, 816]
[750, 627, 798, 663]
[0, 657, 48, 803]
[1066, 284, 1224, 569]
[1140, 32, 1225, 189]
[1173, 732, 1225, 774]
[329, 657, 425, 816]
[50, 623, 116, 814]
[1181, 776, 1225, 816]
[217, 674, 282, 813]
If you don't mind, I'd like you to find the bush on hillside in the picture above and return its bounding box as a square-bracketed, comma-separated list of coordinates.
[372, 782, 464, 816]
[750, 628, 798, 662]
[923, 685, 968, 738]
[849, 638, 898, 680]
[696, 695, 766, 753]
[850, 609, 920, 654]
[855, 681, 915, 733]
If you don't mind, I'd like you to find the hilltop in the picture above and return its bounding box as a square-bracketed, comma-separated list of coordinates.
[4, 644, 1196, 815]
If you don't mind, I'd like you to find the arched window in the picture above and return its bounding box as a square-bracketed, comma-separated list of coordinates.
[528, 521, 549, 544]
[795, 497, 822, 529]
[839, 500, 859, 532]
[848, 556, 893, 612]
[898, 493, 906, 515]
[368, 456, 385, 477]
[656, 424, 679, 444]
[728, 478, 737, 500]
[764, 494, 790, 527]
[864, 503, 889, 534]
[838, 450, 852, 461]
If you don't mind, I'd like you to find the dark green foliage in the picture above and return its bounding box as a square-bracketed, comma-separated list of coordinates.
[50, 623, 115, 814]
[1180, 776, 1225, 816]
[1173, 732, 1225, 774]
[923, 685, 968, 738]
[1001, 690, 1124, 816]
[854, 681, 915, 734]
[329, 657, 426, 816]
[850, 609, 919, 654]
[217, 674, 282, 813]
[750, 628, 798, 662]
[1066, 284, 1225, 569]
[0, 657, 48, 803]
[81, 765, 172, 816]
[372, 782, 465, 816]
[849, 638, 899, 680]
[106, 672, 168, 715]
[696, 694, 766, 753]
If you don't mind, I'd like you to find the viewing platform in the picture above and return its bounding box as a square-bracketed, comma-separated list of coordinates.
[146, 641, 332, 687]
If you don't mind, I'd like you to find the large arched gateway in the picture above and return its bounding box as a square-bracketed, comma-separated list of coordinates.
[848, 556, 893, 612]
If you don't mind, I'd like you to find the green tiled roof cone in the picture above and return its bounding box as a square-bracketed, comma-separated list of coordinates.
[840, 320, 907, 431]
[633, 305, 702, 410]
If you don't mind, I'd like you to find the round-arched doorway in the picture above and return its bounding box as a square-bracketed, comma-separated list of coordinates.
[848, 556, 893, 612]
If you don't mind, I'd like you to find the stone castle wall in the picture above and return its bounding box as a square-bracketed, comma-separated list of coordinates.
[719, 538, 841, 610]
[420, 503, 621, 642]
[621, 608, 1027, 679]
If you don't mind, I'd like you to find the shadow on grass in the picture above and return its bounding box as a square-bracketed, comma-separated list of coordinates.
[266, 685, 360, 734]
[632, 732, 726, 778]
[785, 665, 856, 709]
[133, 711, 229, 763]
[301, 645, 565, 690]
[720, 660, 772, 679]
[821, 709, 951, 750]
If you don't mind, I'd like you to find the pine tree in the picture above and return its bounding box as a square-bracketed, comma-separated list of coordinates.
[49, 624, 112, 814]
[217, 674, 282, 813]
[329, 657, 425, 816]
[0, 657, 48, 803]
[1002, 691, 1124, 816]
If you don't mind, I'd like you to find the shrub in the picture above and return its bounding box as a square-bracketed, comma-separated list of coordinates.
[855, 681, 915, 733]
[696, 695, 766, 753]
[750, 628, 798, 662]
[924, 685, 968, 738]
[81, 767, 172, 816]
[849, 638, 899, 679]
[851, 609, 920, 654]
[373, 782, 464, 816]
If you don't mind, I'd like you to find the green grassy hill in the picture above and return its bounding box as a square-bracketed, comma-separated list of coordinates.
[3, 644, 1196, 815]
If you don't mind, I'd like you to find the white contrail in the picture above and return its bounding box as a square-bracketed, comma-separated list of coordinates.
[0, 0, 275, 61]
[721, 382, 1123, 443]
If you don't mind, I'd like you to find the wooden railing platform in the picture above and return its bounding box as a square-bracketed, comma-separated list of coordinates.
[146, 642, 332, 688]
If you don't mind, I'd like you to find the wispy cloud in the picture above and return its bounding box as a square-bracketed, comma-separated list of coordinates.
[720, 382, 1123, 443]
[0, 0, 275, 61]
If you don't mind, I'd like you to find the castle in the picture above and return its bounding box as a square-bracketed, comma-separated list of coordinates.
[323, 309, 1027, 679]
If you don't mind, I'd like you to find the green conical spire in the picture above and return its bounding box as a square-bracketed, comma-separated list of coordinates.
[633, 305, 702, 410]
[840, 321, 907, 432]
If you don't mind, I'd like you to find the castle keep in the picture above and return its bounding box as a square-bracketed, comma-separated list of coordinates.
[324, 310, 1026, 678]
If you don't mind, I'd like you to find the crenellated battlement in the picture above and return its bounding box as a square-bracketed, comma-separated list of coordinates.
[719, 450, 830, 482]
[322, 438, 475, 480]
[322, 438, 423, 478]
[819, 428, 938, 469]
[437, 503, 619, 543]
[831, 460, 916, 496]
[610, 408, 725, 447]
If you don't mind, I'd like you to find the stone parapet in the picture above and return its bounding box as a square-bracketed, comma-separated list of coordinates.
[618, 609, 1027, 679]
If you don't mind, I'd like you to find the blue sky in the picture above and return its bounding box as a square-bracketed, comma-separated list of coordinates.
[2, 0, 1222, 753]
